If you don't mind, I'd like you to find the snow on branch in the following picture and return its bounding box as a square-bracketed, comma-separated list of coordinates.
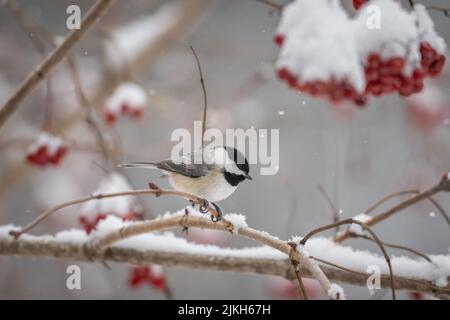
[0, 211, 449, 298]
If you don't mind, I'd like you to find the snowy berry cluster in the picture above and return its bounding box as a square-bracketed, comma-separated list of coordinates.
[26, 132, 68, 167]
[102, 82, 147, 125]
[274, 0, 446, 106]
[128, 265, 166, 290]
[78, 173, 143, 234]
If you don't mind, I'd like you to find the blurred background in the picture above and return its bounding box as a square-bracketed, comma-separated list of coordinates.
[0, 0, 449, 299]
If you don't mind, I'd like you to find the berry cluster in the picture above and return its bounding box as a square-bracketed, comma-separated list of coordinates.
[353, 0, 369, 10]
[274, 0, 447, 106]
[277, 68, 366, 105]
[78, 173, 144, 233]
[26, 132, 68, 167]
[102, 82, 147, 125]
[363, 54, 424, 98]
[127, 265, 166, 290]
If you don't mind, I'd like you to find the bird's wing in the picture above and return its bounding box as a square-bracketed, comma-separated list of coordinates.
[118, 151, 212, 178]
[154, 159, 210, 178]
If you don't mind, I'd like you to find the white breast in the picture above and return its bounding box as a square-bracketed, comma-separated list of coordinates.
[168, 168, 237, 202]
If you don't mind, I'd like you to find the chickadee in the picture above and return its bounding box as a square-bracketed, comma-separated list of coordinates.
[118, 146, 252, 221]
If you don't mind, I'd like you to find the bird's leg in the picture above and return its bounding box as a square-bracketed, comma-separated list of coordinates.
[210, 202, 223, 222]
[182, 207, 189, 235]
[198, 198, 210, 214]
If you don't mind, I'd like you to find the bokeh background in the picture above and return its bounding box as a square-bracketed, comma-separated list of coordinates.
[0, 0, 449, 299]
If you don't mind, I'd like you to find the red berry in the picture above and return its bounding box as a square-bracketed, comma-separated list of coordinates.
[121, 103, 130, 114]
[408, 291, 425, 300]
[129, 108, 143, 119]
[353, 0, 369, 10]
[273, 34, 284, 46]
[103, 109, 116, 125]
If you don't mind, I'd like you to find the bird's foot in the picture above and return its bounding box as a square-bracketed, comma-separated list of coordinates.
[210, 202, 223, 222]
[182, 208, 189, 235]
[148, 182, 162, 197]
[198, 198, 210, 214]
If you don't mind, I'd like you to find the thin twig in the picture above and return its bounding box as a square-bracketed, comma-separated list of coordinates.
[318, 184, 340, 234]
[335, 176, 450, 242]
[0, 0, 115, 129]
[300, 218, 397, 300]
[354, 234, 432, 262]
[287, 241, 308, 299]
[5, 0, 113, 166]
[255, 0, 283, 11]
[4, 0, 55, 132]
[8, 187, 220, 238]
[189, 46, 208, 145]
[65, 56, 113, 167]
[364, 190, 419, 215]
[364, 189, 450, 227]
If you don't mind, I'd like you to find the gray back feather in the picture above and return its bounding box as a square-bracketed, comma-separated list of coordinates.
[155, 159, 211, 178]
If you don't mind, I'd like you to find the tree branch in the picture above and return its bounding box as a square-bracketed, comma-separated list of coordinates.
[0, 0, 115, 129]
[8, 187, 221, 238]
[87, 214, 333, 296]
[0, 234, 448, 298]
[334, 175, 450, 242]
[300, 219, 397, 300]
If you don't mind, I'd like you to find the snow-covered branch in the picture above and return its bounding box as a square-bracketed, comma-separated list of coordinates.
[0, 211, 448, 299]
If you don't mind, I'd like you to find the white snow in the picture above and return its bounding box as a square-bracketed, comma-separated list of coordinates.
[328, 283, 346, 300]
[81, 172, 143, 218]
[349, 213, 372, 236]
[275, 0, 446, 91]
[353, 0, 420, 75]
[414, 4, 446, 54]
[224, 213, 248, 234]
[28, 132, 66, 156]
[1, 210, 449, 287]
[105, 82, 147, 113]
[276, 0, 365, 92]
[106, 4, 182, 69]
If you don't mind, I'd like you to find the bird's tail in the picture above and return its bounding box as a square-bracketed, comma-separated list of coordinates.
[117, 162, 158, 169]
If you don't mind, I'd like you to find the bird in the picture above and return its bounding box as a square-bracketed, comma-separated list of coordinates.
[118, 146, 252, 221]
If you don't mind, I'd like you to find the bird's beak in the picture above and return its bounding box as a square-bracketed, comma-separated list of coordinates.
[245, 174, 253, 180]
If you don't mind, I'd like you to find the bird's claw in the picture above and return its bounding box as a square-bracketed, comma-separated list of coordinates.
[210, 202, 223, 222]
[198, 198, 209, 214]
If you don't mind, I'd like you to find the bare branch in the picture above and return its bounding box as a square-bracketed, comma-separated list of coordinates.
[354, 235, 431, 262]
[9, 187, 221, 238]
[255, 0, 284, 11]
[335, 176, 450, 242]
[189, 46, 208, 144]
[318, 184, 340, 234]
[0, 0, 115, 129]
[300, 218, 397, 300]
[288, 241, 308, 299]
